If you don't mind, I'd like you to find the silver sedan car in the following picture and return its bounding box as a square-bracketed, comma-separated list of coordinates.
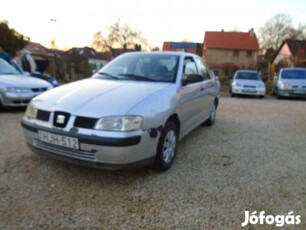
[272, 68, 306, 99]
[21, 52, 220, 171]
[0, 59, 52, 110]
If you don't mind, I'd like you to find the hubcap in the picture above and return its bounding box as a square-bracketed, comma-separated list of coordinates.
[162, 130, 177, 163]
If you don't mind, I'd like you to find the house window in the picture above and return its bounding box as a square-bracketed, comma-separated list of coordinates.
[246, 51, 252, 58]
[233, 50, 239, 58]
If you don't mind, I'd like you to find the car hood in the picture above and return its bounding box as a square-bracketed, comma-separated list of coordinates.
[33, 78, 172, 117]
[0, 74, 51, 88]
[234, 79, 264, 86]
[280, 78, 306, 86]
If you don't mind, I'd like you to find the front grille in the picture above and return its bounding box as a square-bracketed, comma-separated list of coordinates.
[13, 99, 31, 104]
[31, 88, 48, 92]
[74, 116, 98, 129]
[53, 111, 71, 128]
[37, 110, 51, 121]
[34, 139, 97, 161]
[243, 85, 256, 88]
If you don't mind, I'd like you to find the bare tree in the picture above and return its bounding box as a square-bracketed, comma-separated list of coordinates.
[259, 14, 293, 52]
[92, 19, 150, 56]
[259, 13, 306, 53]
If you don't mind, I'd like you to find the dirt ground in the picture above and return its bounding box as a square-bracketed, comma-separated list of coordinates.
[0, 95, 305, 229]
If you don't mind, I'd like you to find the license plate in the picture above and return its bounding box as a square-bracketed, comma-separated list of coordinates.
[293, 90, 305, 94]
[38, 130, 79, 150]
[242, 89, 256, 93]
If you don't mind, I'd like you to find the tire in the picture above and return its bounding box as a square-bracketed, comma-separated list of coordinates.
[154, 121, 178, 172]
[203, 102, 217, 126]
[0, 100, 3, 112]
[276, 89, 282, 99]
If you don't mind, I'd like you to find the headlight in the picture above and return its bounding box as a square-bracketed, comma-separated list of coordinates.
[257, 83, 265, 88]
[4, 87, 32, 93]
[25, 102, 38, 118]
[95, 116, 143, 131]
[278, 80, 291, 89]
[233, 82, 241, 87]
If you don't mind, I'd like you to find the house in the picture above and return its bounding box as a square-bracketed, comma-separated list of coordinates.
[66, 47, 108, 80]
[273, 39, 306, 67]
[203, 31, 259, 76]
[23, 41, 54, 76]
[162, 42, 203, 55]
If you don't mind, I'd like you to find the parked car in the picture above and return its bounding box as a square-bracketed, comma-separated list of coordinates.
[21, 52, 220, 171]
[230, 70, 266, 98]
[0, 59, 52, 110]
[272, 68, 306, 99]
[11, 61, 59, 87]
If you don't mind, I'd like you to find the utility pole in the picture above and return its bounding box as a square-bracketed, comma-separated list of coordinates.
[50, 18, 57, 79]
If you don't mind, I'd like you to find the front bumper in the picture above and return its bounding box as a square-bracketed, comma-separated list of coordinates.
[278, 89, 306, 98]
[0, 92, 41, 107]
[232, 86, 265, 96]
[21, 119, 158, 170]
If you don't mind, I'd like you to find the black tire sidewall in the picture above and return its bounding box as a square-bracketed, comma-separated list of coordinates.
[154, 121, 178, 171]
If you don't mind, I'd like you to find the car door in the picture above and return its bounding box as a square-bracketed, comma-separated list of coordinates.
[177, 56, 207, 137]
[194, 57, 216, 118]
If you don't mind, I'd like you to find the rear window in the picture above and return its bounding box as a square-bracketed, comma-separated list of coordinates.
[281, 69, 306, 79]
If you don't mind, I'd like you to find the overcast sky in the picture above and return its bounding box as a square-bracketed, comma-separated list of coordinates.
[2, 0, 306, 50]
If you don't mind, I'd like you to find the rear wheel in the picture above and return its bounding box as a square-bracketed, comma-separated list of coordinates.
[203, 102, 217, 126]
[154, 121, 178, 172]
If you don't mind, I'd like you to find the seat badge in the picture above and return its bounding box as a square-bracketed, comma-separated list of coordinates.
[56, 115, 65, 125]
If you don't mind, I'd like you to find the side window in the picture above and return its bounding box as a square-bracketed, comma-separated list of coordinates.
[195, 58, 211, 80]
[183, 57, 198, 75]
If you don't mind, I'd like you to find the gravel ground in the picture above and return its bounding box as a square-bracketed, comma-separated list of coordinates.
[0, 95, 305, 229]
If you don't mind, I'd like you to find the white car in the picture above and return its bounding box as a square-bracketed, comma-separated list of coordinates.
[21, 52, 220, 171]
[230, 70, 266, 98]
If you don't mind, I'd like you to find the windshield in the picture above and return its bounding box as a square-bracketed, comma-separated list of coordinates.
[281, 69, 306, 79]
[235, 72, 261, 80]
[93, 53, 179, 83]
[0, 60, 21, 75]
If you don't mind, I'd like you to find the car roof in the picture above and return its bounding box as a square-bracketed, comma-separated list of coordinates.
[280, 67, 306, 71]
[235, 70, 258, 73]
[123, 51, 201, 59]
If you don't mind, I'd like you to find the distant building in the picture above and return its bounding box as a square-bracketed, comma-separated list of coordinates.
[23, 41, 54, 76]
[162, 42, 203, 55]
[273, 39, 306, 67]
[66, 47, 108, 80]
[203, 31, 259, 76]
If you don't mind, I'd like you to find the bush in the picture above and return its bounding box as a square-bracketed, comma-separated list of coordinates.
[265, 78, 273, 94]
[218, 76, 230, 86]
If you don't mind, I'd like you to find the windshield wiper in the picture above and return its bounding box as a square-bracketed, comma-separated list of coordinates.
[119, 74, 156, 82]
[97, 72, 119, 80]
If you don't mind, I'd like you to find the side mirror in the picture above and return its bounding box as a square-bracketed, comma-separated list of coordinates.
[182, 74, 203, 86]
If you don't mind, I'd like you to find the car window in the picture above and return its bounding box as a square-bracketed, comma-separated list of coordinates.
[183, 57, 198, 75]
[0, 59, 21, 75]
[235, 72, 260, 80]
[95, 53, 179, 83]
[195, 57, 211, 80]
[281, 69, 306, 79]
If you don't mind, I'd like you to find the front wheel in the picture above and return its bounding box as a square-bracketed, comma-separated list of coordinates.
[154, 121, 178, 172]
